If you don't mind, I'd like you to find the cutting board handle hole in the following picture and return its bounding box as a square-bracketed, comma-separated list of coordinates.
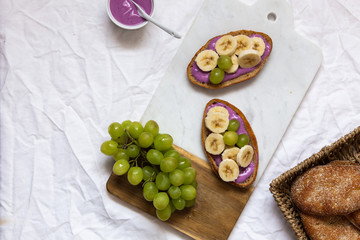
[267, 12, 277, 22]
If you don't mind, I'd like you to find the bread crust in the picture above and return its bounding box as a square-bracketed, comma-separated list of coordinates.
[187, 30, 273, 89]
[299, 211, 360, 240]
[327, 161, 360, 230]
[201, 98, 259, 188]
[328, 160, 358, 166]
[291, 165, 360, 216]
[347, 211, 360, 231]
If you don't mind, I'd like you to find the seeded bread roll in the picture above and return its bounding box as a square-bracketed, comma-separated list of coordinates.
[201, 98, 259, 188]
[327, 160, 360, 230]
[299, 211, 360, 240]
[187, 30, 273, 89]
[291, 165, 360, 216]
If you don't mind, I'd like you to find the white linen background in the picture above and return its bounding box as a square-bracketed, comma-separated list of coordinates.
[1, 0, 360, 239]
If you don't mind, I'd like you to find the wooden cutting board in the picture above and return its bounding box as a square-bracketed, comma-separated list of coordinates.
[107, 145, 254, 240]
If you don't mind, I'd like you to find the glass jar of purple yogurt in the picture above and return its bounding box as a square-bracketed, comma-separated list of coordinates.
[106, 0, 154, 30]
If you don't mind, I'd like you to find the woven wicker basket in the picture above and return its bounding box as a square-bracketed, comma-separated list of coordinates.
[269, 126, 360, 239]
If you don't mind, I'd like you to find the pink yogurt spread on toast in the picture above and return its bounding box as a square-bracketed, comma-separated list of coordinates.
[192, 34, 271, 83]
[206, 102, 257, 183]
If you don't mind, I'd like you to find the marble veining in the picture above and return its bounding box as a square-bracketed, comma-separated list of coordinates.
[141, 0, 322, 186]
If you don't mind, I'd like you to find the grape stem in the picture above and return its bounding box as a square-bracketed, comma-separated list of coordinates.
[142, 177, 151, 187]
[140, 149, 147, 159]
[123, 142, 134, 148]
[125, 130, 139, 146]
[128, 159, 137, 166]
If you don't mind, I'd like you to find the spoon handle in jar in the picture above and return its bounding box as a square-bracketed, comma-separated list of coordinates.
[131, 0, 182, 39]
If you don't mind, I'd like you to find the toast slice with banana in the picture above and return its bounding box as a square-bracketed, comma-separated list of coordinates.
[187, 30, 273, 89]
[201, 98, 259, 188]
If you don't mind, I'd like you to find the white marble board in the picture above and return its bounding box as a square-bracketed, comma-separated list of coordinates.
[141, 0, 322, 185]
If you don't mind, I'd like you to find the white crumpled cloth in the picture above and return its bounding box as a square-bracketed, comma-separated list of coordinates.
[1, 0, 360, 239]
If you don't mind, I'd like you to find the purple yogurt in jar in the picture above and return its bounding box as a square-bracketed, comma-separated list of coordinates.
[107, 0, 154, 29]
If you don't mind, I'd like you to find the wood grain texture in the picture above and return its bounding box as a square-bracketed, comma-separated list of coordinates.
[107, 145, 254, 240]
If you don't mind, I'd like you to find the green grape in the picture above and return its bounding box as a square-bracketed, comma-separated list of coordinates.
[127, 166, 143, 185]
[146, 149, 163, 165]
[155, 172, 171, 191]
[122, 120, 132, 131]
[217, 55, 233, 70]
[143, 182, 158, 201]
[164, 149, 180, 160]
[143, 165, 156, 181]
[160, 157, 178, 173]
[183, 167, 196, 185]
[126, 144, 140, 158]
[113, 159, 130, 176]
[154, 134, 173, 151]
[168, 185, 182, 199]
[172, 197, 186, 210]
[169, 201, 176, 213]
[180, 185, 197, 201]
[209, 68, 225, 84]
[100, 140, 118, 155]
[144, 120, 159, 137]
[128, 121, 143, 139]
[138, 132, 154, 148]
[153, 192, 169, 210]
[223, 131, 239, 146]
[162, 146, 175, 153]
[191, 180, 198, 188]
[237, 134, 250, 148]
[177, 156, 191, 170]
[113, 149, 129, 161]
[227, 119, 240, 132]
[156, 203, 171, 221]
[185, 198, 196, 208]
[108, 122, 124, 139]
[169, 169, 184, 187]
[112, 134, 128, 145]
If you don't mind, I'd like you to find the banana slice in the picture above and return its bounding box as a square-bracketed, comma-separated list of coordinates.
[224, 54, 239, 74]
[207, 106, 229, 119]
[234, 35, 253, 55]
[238, 49, 261, 68]
[222, 147, 240, 162]
[218, 159, 240, 182]
[251, 37, 266, 56]
[195, 50, 219, 72]
[215, 35, 237, 56]
[236, 145, 254, 167]
[205, 133, 226, 155]
[205, 112, 229, 133]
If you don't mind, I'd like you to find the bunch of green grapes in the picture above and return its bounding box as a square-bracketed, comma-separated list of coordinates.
[100, 120, 197, 221]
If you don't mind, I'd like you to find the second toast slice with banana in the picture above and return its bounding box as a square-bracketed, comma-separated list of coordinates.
[201, 98, 259, 188]
[187, 30, 273, 89]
